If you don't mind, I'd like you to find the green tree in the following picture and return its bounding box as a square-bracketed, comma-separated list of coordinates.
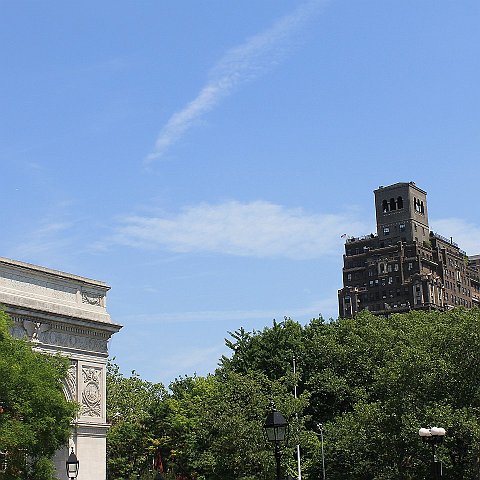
[149, 370, 309, 480]
[106, 361, 167, 480]
[223, 309, 480, 479]
[0, 309, 77, 479]
[105, 309, 480, 479]
[302, 309, 480, 479]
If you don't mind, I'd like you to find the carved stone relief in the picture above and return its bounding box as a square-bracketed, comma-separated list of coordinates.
[81, 291, 103, 306]
[81, 367, 102, 417]
[23, 320, 51, 343]
[63, 361, 78, 402]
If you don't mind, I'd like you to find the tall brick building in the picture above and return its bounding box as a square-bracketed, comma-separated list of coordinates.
[338, 182, 480, 318]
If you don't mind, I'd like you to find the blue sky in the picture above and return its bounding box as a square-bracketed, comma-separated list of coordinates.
[1, 0, 479, 386]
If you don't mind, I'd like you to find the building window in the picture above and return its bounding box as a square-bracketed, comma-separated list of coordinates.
[382, 200, 389, 212]
[397, 196, 403, 209]
[347, 273, 352, 281]
[390, 198, 397, 211]
[414, 197, 425, 214]
[383, 227, 390, 236]
[408, 262, 413, 270]
[394, 263, 399, 271]
[388, 276, 393, 284]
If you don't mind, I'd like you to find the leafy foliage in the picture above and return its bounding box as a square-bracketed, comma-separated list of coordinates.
[107, 308, 480, 479]
[106, 361, 167, 480]
[0, 309, 78, 479]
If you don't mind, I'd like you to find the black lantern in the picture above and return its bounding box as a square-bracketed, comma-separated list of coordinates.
[264, 404, 289, 480]
[66, 447, 79, 479]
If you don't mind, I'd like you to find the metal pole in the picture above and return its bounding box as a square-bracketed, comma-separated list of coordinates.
[319, 423, 326, 480]
[431, 442, 442, 480]
[275, 442, 281, 480]
[293, 356, 302, 480]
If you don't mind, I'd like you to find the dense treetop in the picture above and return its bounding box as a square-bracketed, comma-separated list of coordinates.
[107, 308, 480, 480]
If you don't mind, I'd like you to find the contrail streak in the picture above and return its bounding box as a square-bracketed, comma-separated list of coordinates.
[145, 0, 327, 164]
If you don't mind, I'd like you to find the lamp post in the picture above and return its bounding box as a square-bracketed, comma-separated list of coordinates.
[65, 447, 79, 480]
[317, 423, 326, 480]
[419, 427, 446, 479]
[264, 404, 289, 480]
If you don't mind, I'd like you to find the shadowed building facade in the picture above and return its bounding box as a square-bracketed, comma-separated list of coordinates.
[0, 257, 122, 480]
[338, 182, 480, 318]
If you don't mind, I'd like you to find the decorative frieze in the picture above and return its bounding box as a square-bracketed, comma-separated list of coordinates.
[10, 315, 109, 354]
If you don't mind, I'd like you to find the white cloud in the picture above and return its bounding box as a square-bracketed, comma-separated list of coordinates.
[113, 200, 366, 260]
[431, 218, 480, 256]
[145, 0, 326, 163]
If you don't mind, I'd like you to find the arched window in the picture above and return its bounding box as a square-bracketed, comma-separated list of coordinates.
[414, 197, 420, 212]
[420, 201, 424, 214]
[390, 198, 397, 211]
[397, 196, 403, 209]
[382, 200, 389, 213]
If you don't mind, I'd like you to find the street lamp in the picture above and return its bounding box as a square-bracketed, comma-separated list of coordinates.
[66, 447, 79, 480]
[317, 423, 326, 480]
[264, 404, 289, 480]
[419, 427, 446, 479]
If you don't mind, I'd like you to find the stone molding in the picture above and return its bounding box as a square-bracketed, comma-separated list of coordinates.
[75, 422, 110, 438]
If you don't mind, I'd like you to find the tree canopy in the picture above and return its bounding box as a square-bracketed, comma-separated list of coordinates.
[107, 308, 480, 479]
[0, 309, 77, 480]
